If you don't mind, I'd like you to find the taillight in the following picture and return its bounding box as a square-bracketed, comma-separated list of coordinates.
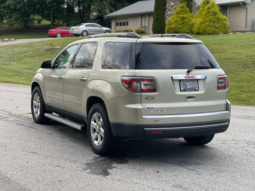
[218, 75, 229, 90]
[121, 77, 156, 92]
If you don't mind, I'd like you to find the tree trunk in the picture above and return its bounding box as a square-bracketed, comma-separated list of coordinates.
[50, 6, 53, 29]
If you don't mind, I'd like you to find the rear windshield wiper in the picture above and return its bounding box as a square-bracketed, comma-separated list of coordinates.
[187, 65, 210, 74]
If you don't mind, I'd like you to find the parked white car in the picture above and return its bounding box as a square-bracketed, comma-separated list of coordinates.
[69, 23, 111, 36]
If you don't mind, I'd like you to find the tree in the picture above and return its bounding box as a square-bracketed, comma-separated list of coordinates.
[182, 0, 192, 13]
[193, 0, 231, 34]
[0, 0, 7, 24]
[165, 3, 194, 33]
[152, 0, 166, 34]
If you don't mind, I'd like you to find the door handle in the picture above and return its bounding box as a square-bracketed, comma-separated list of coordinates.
[80, 77, 87, 82]
[58, 75, 64, 80]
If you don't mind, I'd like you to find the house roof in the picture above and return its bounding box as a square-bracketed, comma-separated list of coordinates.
[194, 0, 246, 6]
[106, 0, 155, 17]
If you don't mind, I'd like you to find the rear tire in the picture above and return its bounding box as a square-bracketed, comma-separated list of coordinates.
[184, 135, 215, 145]
[31, 86, 51, 124]
[87, 103, 118, 155]
[81, 30, 88, 36]
[56, 33, 62, 38]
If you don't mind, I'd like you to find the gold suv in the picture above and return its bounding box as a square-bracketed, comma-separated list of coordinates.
[31, 33, 231, 155]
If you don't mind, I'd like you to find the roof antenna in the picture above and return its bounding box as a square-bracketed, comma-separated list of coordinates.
[160, 25, 166, 37]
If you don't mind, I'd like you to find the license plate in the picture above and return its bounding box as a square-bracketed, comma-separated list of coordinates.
[180, 80, 199, 91]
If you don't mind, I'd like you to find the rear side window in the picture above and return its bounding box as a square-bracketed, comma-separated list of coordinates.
[73, 42, 97, 68]
[102, 42, 135, 69]
[135, 43, 220, 69]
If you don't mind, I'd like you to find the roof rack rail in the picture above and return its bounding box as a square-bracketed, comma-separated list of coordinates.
[86, 32, 141, 39]
[146, 33, 194, 39]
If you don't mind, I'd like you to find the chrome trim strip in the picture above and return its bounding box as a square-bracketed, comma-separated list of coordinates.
[172, 75, 206, 80]
[143, 111, 229, 119]
[144, 122, 229, 131]
[45, 113, 82, 130]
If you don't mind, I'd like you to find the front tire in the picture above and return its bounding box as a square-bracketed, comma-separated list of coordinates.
[184, 135, 215, 145]
[31, 86, 50, 124]
[87, 103, 118, 155]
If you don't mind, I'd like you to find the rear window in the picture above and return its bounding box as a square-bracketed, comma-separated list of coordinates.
[135, 43, 220, 69]
[101, 42, 135, 69]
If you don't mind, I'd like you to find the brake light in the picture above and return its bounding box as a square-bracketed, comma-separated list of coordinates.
[121, 77, 156, 92]
[218, 75, 229, 90]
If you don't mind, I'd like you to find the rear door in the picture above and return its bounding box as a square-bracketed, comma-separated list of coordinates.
[63, 42, 98, 117]
[93, 24, 103, 34]
[135, 40, 228, 116]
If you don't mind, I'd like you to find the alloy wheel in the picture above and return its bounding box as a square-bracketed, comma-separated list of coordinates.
[33, 92, 41, 118]
[90, 112, 104, 146]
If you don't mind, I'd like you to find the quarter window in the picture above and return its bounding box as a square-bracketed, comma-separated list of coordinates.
[73, 42, 98, 68]
[54, 45, 78, 68]
[102, 42, 135, 69]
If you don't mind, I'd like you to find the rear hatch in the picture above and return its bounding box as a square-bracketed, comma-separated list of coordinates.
[135, 38, 228, 115]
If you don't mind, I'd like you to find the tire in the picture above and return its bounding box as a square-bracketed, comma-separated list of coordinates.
[56, 33, 62, 38]
[31, 86, 51, 124]
[184, 135, 215, 145]
[105, 30, 110, 33]
[81, 30, 88, 36]
[87, 103, 118, 155]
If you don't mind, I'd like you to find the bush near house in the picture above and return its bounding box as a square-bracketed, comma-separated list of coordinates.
[114, 29, 124, 32]
[152, 0, 166, 34]
[123, 29, 133, 32]
[166, 3, 194, 34]
[193, 0, 231, 34]
[135, 28, 146, 34]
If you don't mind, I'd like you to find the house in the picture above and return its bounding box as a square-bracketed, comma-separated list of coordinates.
[106, 0, 155, 34]
[193, 0, 255, 32]
[106, 0, 255, 34]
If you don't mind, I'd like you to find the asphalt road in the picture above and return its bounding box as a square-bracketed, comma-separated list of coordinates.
[0, 82, 255, 191]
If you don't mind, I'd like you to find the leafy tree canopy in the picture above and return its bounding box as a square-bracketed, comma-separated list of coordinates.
[152, 0, 166, 34]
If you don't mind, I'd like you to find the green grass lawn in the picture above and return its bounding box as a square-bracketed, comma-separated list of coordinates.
[0, 33, 254, 106]
[0, 24, 52, 39]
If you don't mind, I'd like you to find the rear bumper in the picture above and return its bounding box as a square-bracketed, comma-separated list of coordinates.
[69, 30, 81, 35]
[110, 118, 230, 138]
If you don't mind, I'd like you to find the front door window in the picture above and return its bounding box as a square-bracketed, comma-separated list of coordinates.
[54, 45, 79, 68]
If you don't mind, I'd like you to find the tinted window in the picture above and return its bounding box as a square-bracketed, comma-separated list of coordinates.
[54, 45, 78, 68]
[65, 27, 70, 30]
[59, 28, 65, 30]
[93, 24, 101, 28]
[102, 42, 135, 69]
[135, 43, 219, 69]
[73, 42, 98, 68]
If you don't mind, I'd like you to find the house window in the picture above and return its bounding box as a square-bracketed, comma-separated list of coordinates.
[116, 22, 119, 26]
[126, 22, 128, 26]
[220, 6, 228, 17]
[123, 22, 126, 26]
[120, 22, 122, 26]
[141, 15, 147, 26]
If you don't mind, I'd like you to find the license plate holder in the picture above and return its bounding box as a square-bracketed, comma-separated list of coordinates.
[180, 80, 199, 91]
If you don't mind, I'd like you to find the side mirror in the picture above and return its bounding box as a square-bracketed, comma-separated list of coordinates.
[41, 60, 52, 68]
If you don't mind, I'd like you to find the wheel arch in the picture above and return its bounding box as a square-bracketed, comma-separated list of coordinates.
[86, 96, 106, 117]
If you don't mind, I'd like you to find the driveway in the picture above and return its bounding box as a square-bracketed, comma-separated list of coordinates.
[0, 38, 60, 46]
[0, 82, 255, 191]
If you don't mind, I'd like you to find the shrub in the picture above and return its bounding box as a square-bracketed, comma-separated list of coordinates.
[166, 3, 194, 34]
[182, 0, 192, 13]
[135, 28, 147, 34]
[114, 29, 124, 32]
[123, 29, 133, 32]
[193, 0, 231, 34]
[152, 0, 166, 34]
